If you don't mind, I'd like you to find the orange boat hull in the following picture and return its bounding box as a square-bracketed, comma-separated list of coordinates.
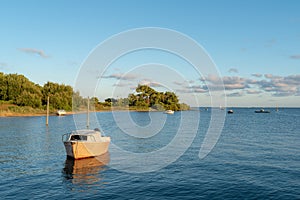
[64, 139, 110, 159]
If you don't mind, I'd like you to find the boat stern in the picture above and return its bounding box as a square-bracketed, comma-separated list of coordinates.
[62, 130, 111, 159]
[64, 141, 75, 158]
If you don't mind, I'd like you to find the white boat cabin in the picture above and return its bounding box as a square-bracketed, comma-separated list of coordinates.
[63, 129, 107, 143]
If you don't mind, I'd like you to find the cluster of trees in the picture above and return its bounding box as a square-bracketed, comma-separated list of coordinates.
[0, 73, 190, 112]
[99, 85, 190, 111]
[0, 73, 77, 111]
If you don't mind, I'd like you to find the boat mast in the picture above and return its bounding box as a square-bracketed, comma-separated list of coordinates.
[46, 96, 49, 126]
[87, 96, 90, 129]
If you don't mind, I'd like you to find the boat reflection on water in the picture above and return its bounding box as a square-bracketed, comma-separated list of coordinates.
[62, 152, 110, 185]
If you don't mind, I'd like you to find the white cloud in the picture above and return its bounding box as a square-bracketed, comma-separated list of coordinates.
[228, 68, 239, 73]
[113, 82, 132, 87]
[101, 73, 138, 80]
[226, 91, 244, 97]
[246, 89, 262, 94]
[290, 54, 300, 59]
[251, 73, 262, 78]
[264, 74, 273, 79]
[18, 48, 49, 58]
[139, 79, 163, 87]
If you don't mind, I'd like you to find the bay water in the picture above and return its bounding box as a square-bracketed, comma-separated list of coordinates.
[0, 108, 299, 199]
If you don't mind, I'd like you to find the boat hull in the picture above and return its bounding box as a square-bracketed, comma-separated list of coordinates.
[64, 139, 110, 159]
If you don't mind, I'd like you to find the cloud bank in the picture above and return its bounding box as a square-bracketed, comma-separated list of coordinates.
[102, 72, 300, 98]
[175, 74, 300, 97]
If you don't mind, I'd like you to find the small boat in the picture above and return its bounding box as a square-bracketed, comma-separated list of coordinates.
[227, 109, 234, 114]
[62, 128, 110, 159]
[255, 109, 270, 113]
[57, 109, 66, 116]
[164, 110, 174, 114]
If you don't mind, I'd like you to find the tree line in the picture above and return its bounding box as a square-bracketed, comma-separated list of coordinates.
[98, 84, 190, 111]
[0, 73, 190, 111]
[0, 72, 76, 111]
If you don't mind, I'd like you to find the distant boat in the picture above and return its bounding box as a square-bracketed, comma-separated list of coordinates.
[227, 109, 234, 114]
[57, 109, 66, 116]
[164, 110, 174, 114]
[62, 128, 111, 159]
[255, 109, 270, 113]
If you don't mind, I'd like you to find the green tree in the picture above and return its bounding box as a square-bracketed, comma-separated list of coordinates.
[42, 82, 73, 110]
[0, 72, 8, 100]
[127, 84, 188, 111]
[16, 91, 42, 108]
[0, 73, 42, 107]
[128, 93, 137, 106]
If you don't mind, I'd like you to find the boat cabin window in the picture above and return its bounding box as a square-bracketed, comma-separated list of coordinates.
[70, 135, 87, 141]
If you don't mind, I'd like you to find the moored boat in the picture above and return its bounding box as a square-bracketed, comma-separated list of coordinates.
[227, 109, 234, 114]
[164, 110, 174, 114]
[255, 109, 270, 113]
[57, 109, 66, 116]
[62, 128, 110, 159]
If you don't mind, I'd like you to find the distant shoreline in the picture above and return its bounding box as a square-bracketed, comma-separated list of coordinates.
[0, 108, 161, 118]
[1, 107, 298, 118]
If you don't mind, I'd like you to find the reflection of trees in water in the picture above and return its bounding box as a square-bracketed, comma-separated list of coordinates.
[62, 153, 110, 186]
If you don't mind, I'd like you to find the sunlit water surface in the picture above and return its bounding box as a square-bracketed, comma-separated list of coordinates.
[0, 108, 299, 199]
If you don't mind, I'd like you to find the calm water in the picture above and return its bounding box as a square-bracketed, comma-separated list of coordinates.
[0, 108, 299, 199]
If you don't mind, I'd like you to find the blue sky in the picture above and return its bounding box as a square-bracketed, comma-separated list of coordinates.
[1, 0, 300, 107]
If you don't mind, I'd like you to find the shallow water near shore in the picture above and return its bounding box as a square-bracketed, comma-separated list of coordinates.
[0, 108, 299, 199]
